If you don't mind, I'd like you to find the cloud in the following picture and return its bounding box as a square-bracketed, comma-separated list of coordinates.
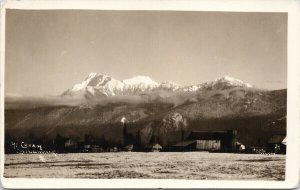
[5, 90, 201, 109]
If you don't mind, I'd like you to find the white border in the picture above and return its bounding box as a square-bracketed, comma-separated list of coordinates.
[1, 0, 300, 189]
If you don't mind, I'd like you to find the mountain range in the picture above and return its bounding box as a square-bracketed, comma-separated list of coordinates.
[5, 73, 286, 147]
[62, 73, 253, 98]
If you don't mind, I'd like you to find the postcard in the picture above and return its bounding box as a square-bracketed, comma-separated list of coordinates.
[1, 0, 299, 189]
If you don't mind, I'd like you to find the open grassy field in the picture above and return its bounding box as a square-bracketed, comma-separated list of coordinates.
[4, 152, 285, 180]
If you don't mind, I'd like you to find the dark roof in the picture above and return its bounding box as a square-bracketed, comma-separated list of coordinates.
[191, 130, 229, 133]
[172, 141, 196, 147]
[188, 131, 229, 140]
[268, 135, 286, 144]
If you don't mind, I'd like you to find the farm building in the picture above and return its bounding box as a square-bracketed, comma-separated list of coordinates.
[172, 130, 237, 152]
[172, 140, 221, 152]
[267, 134, 286, 154]
[83, 144, 92, 152]
[91, 145, 103, 152]
[235, 142, 246, 152]
[145, 144, 162, 152]
[123, 144, 134, 152]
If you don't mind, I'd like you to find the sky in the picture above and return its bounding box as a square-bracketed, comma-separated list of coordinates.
[5, 10, 287, 96]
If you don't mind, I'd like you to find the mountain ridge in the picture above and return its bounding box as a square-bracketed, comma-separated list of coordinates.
[62, 73, 254, 98]
[5, 88, 287, 147]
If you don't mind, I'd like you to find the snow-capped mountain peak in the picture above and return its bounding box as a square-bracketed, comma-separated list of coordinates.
[63, 74, 160, 97]
[70, 73, 114, 91]
[215, 75, 244, 83]
[123, 75, 158, 86]
[209, 75, 253, 88]
[122, 75, 159, 91]
[63, 73, 123, 97]
[62, 73, 253, 98]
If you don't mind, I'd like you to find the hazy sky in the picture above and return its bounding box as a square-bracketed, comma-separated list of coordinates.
[5, 10, 287, 96]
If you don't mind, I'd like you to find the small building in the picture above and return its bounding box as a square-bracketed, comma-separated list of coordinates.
[91, 145, 103, 153]
[109, 147, 118, 152]
[145, 144, 162, 152]
[83, 145, 92, 152]
[235, 142, 245, 152]
[267, 135, 286, 154]
[123, 144, 134, 152]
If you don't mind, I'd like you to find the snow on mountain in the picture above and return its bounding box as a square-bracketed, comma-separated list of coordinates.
[63, 74, 162, 97]
[181, 84, 203, 92]
[64, 73, 125, 97]
[70, 73, 123, 92]
[122, 76, 159, 91]
[159, 82, 180, 90]
[62, 73, 253, 97]
[177, 76, 252, 92]
[204, 75, 253, 89]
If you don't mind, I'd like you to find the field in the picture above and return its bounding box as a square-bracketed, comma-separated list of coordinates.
[4, 152, 285, 180]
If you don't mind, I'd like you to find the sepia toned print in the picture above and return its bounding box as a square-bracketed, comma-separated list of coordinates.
[4, 9, 287, 181]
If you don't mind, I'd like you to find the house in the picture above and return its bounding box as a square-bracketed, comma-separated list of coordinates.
[83, 144, 92, 152]
[109, 147, 119, 152]
[91, 145, 103, 152]
[123, 144, 134, 152]
[145, 144, 162, 152]
[267, 134, 286, 154]
[235, 142, 246, 152]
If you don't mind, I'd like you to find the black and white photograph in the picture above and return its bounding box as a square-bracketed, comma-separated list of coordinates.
[1, 0, 299, 189]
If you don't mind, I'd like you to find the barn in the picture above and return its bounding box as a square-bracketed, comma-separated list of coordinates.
[172, 130, 237, 152]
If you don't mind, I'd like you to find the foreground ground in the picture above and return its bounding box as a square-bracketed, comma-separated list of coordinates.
[4, 152, 285, 180]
